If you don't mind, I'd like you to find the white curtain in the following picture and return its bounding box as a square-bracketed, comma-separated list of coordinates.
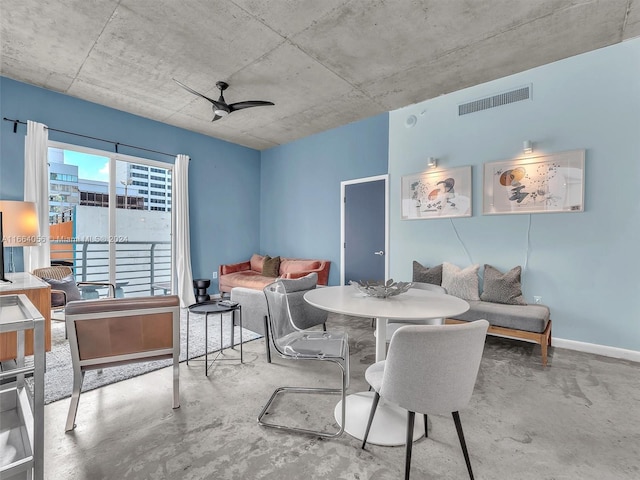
[23, 120, 50, 272]
[174, 154, 196, 307]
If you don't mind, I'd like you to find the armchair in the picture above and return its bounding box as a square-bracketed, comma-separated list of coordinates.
[64, 295, 180, 432]
[32, 265, 115, 309]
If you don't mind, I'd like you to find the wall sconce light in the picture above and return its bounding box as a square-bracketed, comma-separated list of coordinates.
[523, 140, 533, 154]
[427, 157, 437, 169]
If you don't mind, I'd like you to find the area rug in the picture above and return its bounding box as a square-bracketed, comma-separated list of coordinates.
[29, 310, 261, 404]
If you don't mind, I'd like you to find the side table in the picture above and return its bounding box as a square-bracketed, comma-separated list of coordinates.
[186, 301, 243, 376]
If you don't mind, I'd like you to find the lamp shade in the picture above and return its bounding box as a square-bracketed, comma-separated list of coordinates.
[0, 200, 40, 246]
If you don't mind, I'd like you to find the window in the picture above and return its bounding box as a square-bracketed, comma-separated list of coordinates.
[47, 144, 173, 299]
[50, 172, 78, 182]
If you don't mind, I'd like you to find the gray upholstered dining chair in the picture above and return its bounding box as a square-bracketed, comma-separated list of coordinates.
[362, 320, 489, 480]
[379, 282, 448, 341]
[258, 274, 349, 438]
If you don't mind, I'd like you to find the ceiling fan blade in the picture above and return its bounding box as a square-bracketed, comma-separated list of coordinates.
[173, 78, 227, 110]
[228, 100, 275, 112]
[211, 114, 222, 122]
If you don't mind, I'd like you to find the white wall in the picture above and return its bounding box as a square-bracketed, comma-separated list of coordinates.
[388, 39, 640, 352]
[74, 206, 172, 293]
[75, 206, 170, 241]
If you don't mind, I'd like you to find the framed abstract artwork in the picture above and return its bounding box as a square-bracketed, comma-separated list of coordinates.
[483, 149, 585, 215]
[401, 166, 472, 220]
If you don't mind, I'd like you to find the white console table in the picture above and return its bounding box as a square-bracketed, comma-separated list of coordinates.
[0, 272, 51, 361]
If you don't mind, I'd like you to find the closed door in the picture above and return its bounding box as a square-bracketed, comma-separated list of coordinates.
[342, 176, 387, 284]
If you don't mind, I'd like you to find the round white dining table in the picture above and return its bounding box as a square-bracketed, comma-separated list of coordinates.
[304, 285, 470, 446]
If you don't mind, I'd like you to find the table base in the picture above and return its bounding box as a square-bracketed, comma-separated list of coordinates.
[334, 391, 423, 446]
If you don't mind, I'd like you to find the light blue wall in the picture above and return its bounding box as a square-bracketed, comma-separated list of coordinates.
[0, 77, 261, 290]
[260, 113, 389, 285]
[388, 40, 640, 351]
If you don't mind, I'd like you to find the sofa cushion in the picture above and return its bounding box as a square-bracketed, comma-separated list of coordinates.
[441, 262, 480, 301]
[250, 253, 265, 273]
[412, 261, 442, 285]
[220, 271, 274, 291]
[279, 259, 321, 276]
[481, 264, 526, 305]
[262, 255, 281, 277]
[453, 300, 550, 333]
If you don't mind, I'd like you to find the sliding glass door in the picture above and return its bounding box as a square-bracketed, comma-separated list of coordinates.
[48, 143, 173, 298]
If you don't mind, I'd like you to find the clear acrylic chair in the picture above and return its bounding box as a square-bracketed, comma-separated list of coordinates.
[362, 320, 489, 480]
[258, 276, 349, 438]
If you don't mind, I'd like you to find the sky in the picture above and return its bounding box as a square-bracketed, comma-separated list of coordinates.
[63, 150, 109, 181]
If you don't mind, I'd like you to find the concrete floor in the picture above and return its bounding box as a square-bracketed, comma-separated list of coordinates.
[43, 314, 640, 480]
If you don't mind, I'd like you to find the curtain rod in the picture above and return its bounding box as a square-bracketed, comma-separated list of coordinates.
[3, 117, 180, 159]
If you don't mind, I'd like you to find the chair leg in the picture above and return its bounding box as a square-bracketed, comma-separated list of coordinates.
[65, 371, 85, 432]
[452, 411, 474, 480]
[405, 411, 415, 480]
[263, 315, 271, 363]
[424, 414, 428, 438]
[361, 391, 380, 449]
[257, 359, 347, 438]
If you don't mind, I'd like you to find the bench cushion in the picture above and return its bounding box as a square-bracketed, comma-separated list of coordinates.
[452, 300, 550, 333]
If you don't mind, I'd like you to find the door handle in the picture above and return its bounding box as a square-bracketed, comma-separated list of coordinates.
[374, 251, 384, 256]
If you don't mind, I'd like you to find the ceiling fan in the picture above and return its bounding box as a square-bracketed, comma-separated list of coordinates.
[173, 79, 274, 121]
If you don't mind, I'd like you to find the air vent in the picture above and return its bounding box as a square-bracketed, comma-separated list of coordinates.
[458, 85, 531, 116]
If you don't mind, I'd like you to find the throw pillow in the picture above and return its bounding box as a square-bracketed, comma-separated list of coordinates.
[43, 274, 82, 305]
[481, 264, 526, 305]
[441, 262, 480, 301]
[262, 255, 281, 277]
[250, 253, 265, 273]
[412, 261, 443, 285]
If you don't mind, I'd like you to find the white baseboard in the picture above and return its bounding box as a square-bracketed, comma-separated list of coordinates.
[554, 337, 640, 363]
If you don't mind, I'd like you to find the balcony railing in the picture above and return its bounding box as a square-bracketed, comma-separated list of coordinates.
[50, 240, 171, 298]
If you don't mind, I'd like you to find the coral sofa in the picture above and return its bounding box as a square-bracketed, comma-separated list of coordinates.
[218, 253, 330, 294]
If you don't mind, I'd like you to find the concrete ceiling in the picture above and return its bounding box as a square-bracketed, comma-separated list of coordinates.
[2, 1, 638, 150]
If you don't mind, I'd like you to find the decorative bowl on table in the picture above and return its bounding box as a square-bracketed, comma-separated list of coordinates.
[349, 279, 413, 298]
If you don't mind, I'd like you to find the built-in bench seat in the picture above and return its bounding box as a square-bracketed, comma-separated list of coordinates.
[447, 300, 552, 366]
